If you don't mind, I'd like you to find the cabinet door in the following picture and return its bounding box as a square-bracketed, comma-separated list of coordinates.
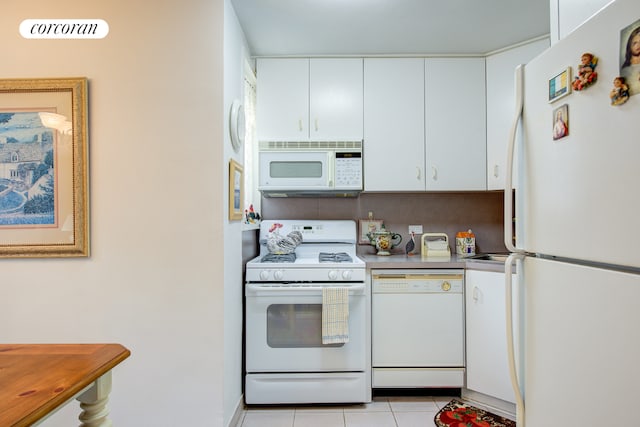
[465, 269, 515, 403]
[425, 58, 486, 190]
[486, 39, 549, 190]
[310, 58, 363, 141]
[256, 58, 309, 141]
[363, 58, 425, 191]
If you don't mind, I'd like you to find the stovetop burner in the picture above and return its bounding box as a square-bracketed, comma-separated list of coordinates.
[318, 252, 353, 263]
[261, 253, 297, 263]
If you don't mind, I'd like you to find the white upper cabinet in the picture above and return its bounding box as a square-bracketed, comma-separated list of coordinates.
[425, 58, 487, 191]
[256, 58, 363, 141]
[364, 57, 486, 192]
[364, 58, 425, 191]
[256, 58, 309, 141]
[485, 39, 549, 190]
[310, 58, 363, 141]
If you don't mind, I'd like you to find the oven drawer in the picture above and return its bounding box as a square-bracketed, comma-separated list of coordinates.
[245, 289, 367, 372]
[245, 372, 369, 404]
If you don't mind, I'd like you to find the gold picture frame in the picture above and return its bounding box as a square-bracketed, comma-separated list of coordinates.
[0, 78, 89, 257]
[229, 159, 243, 221]
[358, 219, 383, 244]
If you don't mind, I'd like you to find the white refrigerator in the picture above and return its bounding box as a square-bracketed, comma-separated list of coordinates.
[504, 0, 640, 426]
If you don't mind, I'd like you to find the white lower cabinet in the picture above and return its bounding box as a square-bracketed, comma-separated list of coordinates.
[464, 269, 516, 404]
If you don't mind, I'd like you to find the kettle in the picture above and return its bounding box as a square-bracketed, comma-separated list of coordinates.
[367, 228, 402, 256]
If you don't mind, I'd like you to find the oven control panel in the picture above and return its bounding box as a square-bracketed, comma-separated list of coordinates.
[248, 267, 365, 283]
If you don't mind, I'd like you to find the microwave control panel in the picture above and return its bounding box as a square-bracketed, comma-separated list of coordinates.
[335, 152, 362, 188]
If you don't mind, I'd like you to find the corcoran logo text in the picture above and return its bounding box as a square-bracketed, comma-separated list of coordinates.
[20, 19, 109, 39]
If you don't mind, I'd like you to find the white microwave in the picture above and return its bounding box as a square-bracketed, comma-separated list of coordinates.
[258, 141, 363, 197]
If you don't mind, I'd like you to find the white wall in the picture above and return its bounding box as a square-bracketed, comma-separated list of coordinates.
[223, 0, 252, 425]
[550, 0, 613, 42]
[0, 1, 238, 426]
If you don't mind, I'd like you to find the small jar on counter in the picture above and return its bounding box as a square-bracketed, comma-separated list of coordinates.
[455, 229, 476, 257]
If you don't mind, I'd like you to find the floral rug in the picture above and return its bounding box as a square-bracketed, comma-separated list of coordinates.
[434, 399, 516, 427]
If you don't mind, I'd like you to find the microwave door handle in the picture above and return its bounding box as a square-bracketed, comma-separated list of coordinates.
[327, 151, 335, 188]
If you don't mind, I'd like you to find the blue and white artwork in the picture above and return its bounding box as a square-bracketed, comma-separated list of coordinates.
[0, 112, 56, 226]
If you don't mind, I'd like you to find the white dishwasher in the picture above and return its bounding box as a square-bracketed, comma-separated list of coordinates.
[371, 269, 465, 388]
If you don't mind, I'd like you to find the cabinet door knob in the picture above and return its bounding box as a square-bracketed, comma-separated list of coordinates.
[431, 166, 438, 181]
[493, 164, 499, 178]
[314, 118, 319, 132]
[416, 167, 421, 180]
[298, 119, 303, 132]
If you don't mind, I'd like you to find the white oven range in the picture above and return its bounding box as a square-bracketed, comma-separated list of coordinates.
[244, 220, 371, 405]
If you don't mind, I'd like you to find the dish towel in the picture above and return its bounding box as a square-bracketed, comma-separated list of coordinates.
[322, 287, 349, 344]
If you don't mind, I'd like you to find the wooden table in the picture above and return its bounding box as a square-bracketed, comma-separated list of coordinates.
[0, 344, 130, 427]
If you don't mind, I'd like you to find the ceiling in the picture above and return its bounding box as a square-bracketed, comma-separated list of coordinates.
[230, 0, 551, 57]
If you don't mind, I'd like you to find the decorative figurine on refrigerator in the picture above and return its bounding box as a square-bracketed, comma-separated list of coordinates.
[572, 52, 598, 91]
[405, 231, 416, 256]
[610, 76, 630, 105]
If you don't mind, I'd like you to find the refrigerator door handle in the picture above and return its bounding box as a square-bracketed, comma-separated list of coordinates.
[505, 64, 525, 253]
[505, 252, 525, 426]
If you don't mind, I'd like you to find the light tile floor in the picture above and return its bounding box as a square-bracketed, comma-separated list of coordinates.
[235, 396, 456, 427]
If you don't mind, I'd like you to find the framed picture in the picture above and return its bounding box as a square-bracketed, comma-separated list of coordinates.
[548, 67, 571, 102]
[229, 159, 243, 221]
[619, 18, 640, 96]
[358, 219, 383, 244]
[0, 78, 88, 257]
[552, 104, 569, 141]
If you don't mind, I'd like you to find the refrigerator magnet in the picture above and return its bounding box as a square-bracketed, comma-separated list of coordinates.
[610, 76, 630, 105]
[552, 104, 569, 140]
[549, 67, 572, 103]
[572, 53, 598, 91]
[619, 19, 640, 97]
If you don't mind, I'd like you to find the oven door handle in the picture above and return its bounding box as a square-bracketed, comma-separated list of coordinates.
[246, 283, 366, 295]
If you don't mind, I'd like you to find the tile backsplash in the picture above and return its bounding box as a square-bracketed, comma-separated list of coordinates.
[261, 191, 506, 255]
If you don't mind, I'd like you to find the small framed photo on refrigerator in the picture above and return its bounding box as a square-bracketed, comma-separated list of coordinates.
[552, 104, 569, 141]
[549, 67, 572, 102]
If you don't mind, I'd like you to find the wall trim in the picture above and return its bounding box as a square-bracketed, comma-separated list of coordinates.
[227, 395, 245, 427]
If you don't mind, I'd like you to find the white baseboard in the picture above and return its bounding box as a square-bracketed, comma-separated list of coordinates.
[460, 389, 516, 421]
[227, 394, 245, 427]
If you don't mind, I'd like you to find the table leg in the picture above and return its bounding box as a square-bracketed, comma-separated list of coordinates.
[76, 372, 113, 427]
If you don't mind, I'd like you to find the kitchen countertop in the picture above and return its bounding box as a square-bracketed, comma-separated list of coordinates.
[359, 252, 510, 272]
[358, 253, 468, 269]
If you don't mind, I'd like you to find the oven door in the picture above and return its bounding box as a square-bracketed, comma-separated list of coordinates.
[245, 282, 367, 373]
